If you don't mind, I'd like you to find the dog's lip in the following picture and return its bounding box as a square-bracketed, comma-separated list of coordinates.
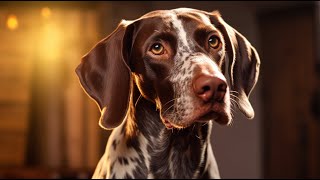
[162, 117, 185, 129]
[193, 103, 231, 125]
[163, 119, 174, 129]
[195, 111, 219, 123]
[162, 111, 219, 129]
[161, 103, 228, 129]
[193, 102, 223, 122]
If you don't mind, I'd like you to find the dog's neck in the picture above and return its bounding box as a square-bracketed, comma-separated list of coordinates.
[120, 82, 212, 178]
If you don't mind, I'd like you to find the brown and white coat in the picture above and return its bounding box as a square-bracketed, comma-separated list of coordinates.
[76, 7, 260, 179]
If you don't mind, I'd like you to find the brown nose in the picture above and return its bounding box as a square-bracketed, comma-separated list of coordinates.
[193, 75, 227, 102]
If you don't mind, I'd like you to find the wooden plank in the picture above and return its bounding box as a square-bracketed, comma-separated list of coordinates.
[259, 6, 318, 178]
[86, 97, 100, 169]
[0, 82, 31, 102]
[0, 133, 27, 166]
[0, 104, 29, 132]
[0, 59, 32, 103]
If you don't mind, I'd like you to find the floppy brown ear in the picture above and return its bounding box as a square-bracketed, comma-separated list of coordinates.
[75, 20, 134, 129]
[210, 11, 261, 119]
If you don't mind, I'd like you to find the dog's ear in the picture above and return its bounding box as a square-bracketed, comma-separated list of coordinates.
[75, 20, 135, 129]
[210, 11, 261, 119]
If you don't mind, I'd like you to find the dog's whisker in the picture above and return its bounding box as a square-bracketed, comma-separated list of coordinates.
[230, 97, 240, 106]
[135, 94, 142, 107]
[231, 106, 236, 112]
[230, 100, 238, 108]
[230, 94, 237, 97]
[228, 118, 234, 126]
[195, 134, 201, 139]
[192, 124, 196, 132]
[230, 98, 238, 105]
[162, 104, 175, 116]
[202, 122, 208, 126]
[230, 94, 241, 100]
[229, 90, 239, 95]
[162, 98, 178, 108]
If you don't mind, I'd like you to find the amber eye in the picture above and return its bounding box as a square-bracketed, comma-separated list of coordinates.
[150, 43, 165, 55]
[208, 36, 220, 49]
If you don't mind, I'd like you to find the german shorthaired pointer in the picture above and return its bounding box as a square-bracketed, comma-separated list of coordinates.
[76, 8, 260, 179]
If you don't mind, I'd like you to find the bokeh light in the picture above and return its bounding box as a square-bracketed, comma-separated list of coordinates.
[6, 14, 18, 30]
[41, 7, 51, 18]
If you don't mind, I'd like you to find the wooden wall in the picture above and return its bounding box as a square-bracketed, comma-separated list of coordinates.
[0, 8, 36, 167]
[0, 5, 103, 171]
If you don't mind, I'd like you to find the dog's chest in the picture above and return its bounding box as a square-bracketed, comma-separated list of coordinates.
[101, 126, 150, 179]
[95, 122, 211, 179]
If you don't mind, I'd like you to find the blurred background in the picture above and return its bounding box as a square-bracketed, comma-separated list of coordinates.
[0, 1, 319, 179]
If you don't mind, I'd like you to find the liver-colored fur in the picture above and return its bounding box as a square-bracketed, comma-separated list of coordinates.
[76, 7, 260, 179]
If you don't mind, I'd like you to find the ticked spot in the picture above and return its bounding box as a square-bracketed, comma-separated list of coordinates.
[123, 157, 129, 165]
[133, 157, 140, 163]
[176, 62, 183, 70]
[112, 140, 117, 150]
[118, 157, 123, 165]
[181, 45, 189, 51]
[117, 157, 129, 166]
[181, 68, 186, 75]
[187, 64, 192, 71]
[110, 160, 116, 174]
[124, 173, 133, 179]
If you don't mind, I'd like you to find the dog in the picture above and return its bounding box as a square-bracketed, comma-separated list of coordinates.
[75, 7, 260, 179]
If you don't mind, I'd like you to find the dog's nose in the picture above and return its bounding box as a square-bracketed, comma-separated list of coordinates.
[193, 75, 227, 102]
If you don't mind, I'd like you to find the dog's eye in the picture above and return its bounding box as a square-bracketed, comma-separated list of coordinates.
[208, 36, 220, 49]
[150, 43, 165, 55]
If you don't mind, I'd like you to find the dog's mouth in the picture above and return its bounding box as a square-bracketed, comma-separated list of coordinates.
[196, 111, 219, 122]
[195, 110, 230, 125]
[161, 104, 231, 129]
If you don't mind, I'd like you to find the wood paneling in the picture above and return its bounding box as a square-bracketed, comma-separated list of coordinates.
[0, 10, 34, 166]
[0, 133, 27, 166]
[0, 104, 29, 132]
[259, 5, 320, 178]
[0, 7, 103, 169]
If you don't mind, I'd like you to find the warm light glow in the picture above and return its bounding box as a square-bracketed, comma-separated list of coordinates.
[7, 15, 18, 30]
[41, 22, 62, 61]
[41, 7, 52, 18]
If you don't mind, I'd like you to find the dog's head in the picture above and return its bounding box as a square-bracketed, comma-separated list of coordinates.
[76, 8, 260, 130]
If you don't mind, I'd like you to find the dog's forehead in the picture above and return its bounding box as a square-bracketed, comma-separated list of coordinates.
[128, 8, 217, 43]
[140, 8, 213, 27]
